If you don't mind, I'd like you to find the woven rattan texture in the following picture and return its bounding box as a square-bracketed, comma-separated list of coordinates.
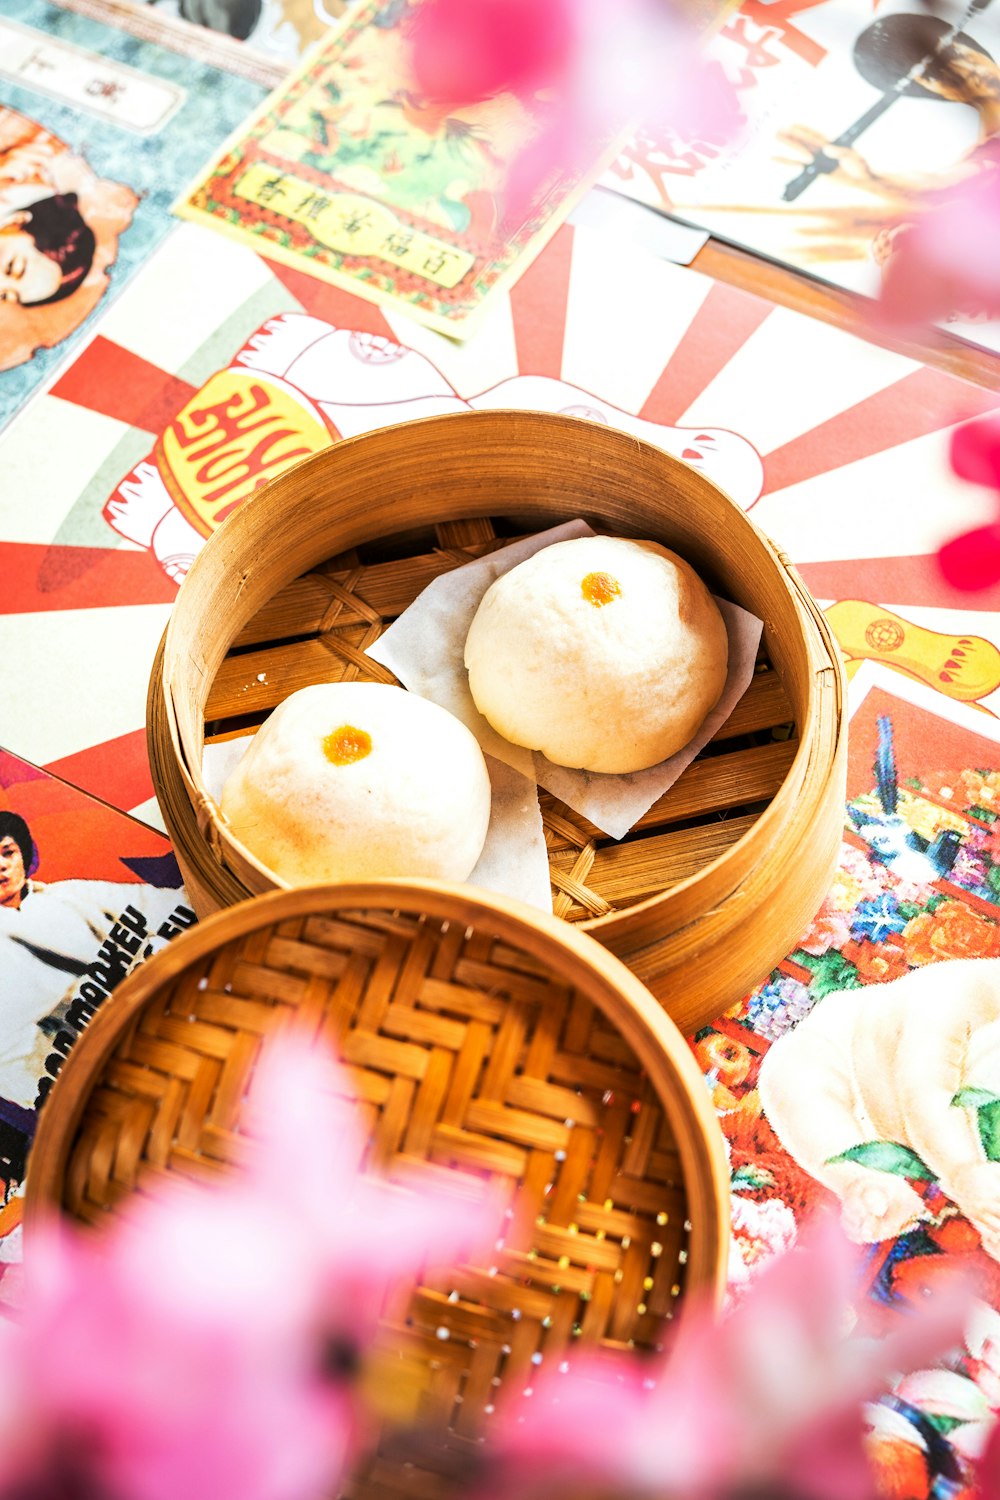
[207, 518, 796, 923]
[62, 904, 691, 1487]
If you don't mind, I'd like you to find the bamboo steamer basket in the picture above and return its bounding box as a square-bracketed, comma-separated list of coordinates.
[27, 881, 729, 1496]
[149, 409, 846, 1035]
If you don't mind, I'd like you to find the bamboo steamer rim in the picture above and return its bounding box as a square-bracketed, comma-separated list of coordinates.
[159, 408, 843, 940]
[26, 879, 730, 1306]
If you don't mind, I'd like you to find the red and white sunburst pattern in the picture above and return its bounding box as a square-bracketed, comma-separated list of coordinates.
[2, 217, 999, 824]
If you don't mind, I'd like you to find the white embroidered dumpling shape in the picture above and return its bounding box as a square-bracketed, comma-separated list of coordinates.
[220, 682, 492, 884]
[465, 536, 729, 774]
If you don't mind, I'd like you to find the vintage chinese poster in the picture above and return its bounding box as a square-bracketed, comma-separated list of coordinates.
[0, 216, 998, 824]
[605, 0, 1000, 354]
[0, 746, 194, 1307]
[0, 0, 265, 430]
[175, 0, 623, 337]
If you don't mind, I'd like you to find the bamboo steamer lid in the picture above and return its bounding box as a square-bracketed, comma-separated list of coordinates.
[149, 409, 846, 1033]
[27, 881, 730, 1496]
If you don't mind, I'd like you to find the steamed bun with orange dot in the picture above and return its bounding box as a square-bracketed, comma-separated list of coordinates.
[465, 536, 728, 774]
[220, 682, 491, 884]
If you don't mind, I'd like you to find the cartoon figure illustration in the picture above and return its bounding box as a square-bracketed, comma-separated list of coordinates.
[827, 601, 1000, 707]
[758, 956, 1000, 1259]
[0, 108, 137, 372]
[103, 310, 764, 583]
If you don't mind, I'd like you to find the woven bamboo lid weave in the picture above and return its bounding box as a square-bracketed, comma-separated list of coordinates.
[28, 882, 728, 1496]
[150, 409, 846, 1033]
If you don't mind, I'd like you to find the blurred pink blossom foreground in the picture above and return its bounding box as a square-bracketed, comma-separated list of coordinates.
[876, 157, 1000, 593]
[0, 1035, 496, 1500]
[938, 413, 1000, 593]
[0, 1040, 990, 1500]
[486, 1217, 971, 1500]
[881, 158, 1000, 333]
[407, 0, 741, 222]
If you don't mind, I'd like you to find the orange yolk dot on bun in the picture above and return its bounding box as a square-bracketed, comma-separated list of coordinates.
[323, 725, 372, 765]
[581, 571, 622, 607]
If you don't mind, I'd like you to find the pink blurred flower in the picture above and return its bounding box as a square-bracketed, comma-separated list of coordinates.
[880, 159, 1000, 330]
[486, 1217, 968, 1500]
[0, 1035, 497, 1500]
[937, 523, 1000, 593]
[879, 166, 1000, 590]
[928, 413, 1000, 593]
[408, 0, 576, 105]
[952, 414, 1000, 492]
[0, 1220, 350, 1500]
[407, 0, 741, 225]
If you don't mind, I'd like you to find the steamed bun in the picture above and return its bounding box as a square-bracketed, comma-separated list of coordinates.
[220, 682, 491, 884]
[464, 536, 728, 774]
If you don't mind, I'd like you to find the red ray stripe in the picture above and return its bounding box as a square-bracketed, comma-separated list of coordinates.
[763, 368, 1000, 495]
[509, 224, 574, 379]
[796, 553, 1000, 612]
[264, 257, 396, 338]
[44, 729, 154, 813]
[639, 282, 772, 426]
[50, 337, 196, 434]
[1, 542, 176, 613]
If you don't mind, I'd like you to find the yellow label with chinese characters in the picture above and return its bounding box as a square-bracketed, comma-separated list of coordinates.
[157, 367, 332, 538]
[233, 164, 475, 290]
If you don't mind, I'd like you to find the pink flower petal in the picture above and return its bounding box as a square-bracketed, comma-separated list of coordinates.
[951, 414, 1000, 492]
[407, 0, 741, 233]
[937, 524, 1000, 593]
[880, 160, 1000, 328]
[7, 1037, 500, 1500]
[486, 1216, 967, 1500]
[408, 0, 575, 105]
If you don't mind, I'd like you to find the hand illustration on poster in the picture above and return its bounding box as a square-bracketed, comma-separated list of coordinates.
[709, 688, 1000, 1265]
[691, 674, 1000, 1494]
[608, 0, 1000, 350]
[0, 107, 137, 372]
[774, 14, 1000, 267]
[758, 717, 1000, 1266]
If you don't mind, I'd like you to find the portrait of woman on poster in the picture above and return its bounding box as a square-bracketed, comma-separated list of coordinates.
[0, 107, 138, 372]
